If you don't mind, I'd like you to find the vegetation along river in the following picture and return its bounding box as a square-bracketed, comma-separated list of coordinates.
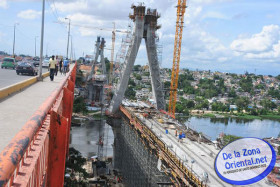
[183, 117, 280, 140]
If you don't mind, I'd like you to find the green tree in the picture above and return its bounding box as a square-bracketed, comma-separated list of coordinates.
[64, 148, 89, 186]
[135, 74, 142, 80]
[128, 78, 136, 86]
[239, 76, 253, 92]
[143, 72, 150, 76]
[133, 65, 141, 71]
[268, 87, 280, 99]
[135, 85, 142, 90]
[260, 99, 277, 110]
[125, 86, 136, 100]
[211, 102, 228, 112]
[236, 97, 250, 112]
[104, 57, 110, 74]
[73, 97, 88, 114]
[228, 89, 237, 98]
[164, 81, 171, 89]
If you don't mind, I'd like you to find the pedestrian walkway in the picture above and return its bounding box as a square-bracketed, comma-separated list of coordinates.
[0, 67, 73, 151]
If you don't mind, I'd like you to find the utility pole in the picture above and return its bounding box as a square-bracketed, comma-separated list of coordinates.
[46, 43, 49, 57]
[13, 23, 19, 58]
[39, 0, 45, 81]
[35, 36, 38, 57]
[65, 18, 71, 59]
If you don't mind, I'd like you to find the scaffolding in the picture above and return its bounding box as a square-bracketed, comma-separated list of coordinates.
[113, 117, 171, 186]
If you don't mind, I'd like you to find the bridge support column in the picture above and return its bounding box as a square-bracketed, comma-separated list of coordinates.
[109, 5, 145, 114]
[145, 24, 165, 110]
[112, 116, 171, 186]
[107, 118, 122, 169]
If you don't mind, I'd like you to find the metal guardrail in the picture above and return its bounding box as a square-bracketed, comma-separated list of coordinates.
[0, 64, 76, 187]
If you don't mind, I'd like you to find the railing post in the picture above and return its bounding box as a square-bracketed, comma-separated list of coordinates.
[47, 110, 68, 187]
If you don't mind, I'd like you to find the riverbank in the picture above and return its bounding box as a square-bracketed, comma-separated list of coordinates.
[184, 116, 280, 140]
[190, 110, 280, 121]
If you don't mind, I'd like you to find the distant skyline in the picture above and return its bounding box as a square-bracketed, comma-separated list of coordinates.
[0, 0, 280, 75]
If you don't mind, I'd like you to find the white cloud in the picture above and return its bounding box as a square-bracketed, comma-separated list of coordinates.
[17, 9, 41, 19]
[52, 0, 88, 13]
[58, 13, 113, 37]
[231, 25, 280, 53]
[230, 25, 280, 60]
[0, 0, 8, 9]
[159, 0, 231, 68]
[202, 11, 229, 20]
[192, 0, 232, 5]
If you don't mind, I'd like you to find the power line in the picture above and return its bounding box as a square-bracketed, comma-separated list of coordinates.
[16, 27, 33, 40]
[46, 0, 65, 29]
[55, 21, 129, 34]
[51, 0, 59, 19]
[46, 0, 59, 20]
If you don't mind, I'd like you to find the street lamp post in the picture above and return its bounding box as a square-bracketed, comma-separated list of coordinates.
[13, 23, 19, 57]
[46, 42, 49, 57]
[39, 0, 45, 81]
[35, 36, 38, 57]
[65, 18, 71, 59]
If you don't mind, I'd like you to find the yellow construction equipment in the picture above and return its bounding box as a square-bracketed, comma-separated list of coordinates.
[168, 0, 187, 118]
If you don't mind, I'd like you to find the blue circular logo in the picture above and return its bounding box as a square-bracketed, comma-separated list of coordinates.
[214, 137, 276, 185]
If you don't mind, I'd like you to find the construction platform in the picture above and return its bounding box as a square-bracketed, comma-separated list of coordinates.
[120, 100, 274, 187]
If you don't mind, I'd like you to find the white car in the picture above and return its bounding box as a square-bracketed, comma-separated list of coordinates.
[42, 58, 49, 67]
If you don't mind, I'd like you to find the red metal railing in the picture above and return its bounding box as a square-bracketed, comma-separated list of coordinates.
[0, 64, 76, 187]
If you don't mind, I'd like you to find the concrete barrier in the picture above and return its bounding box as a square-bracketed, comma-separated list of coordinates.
[0, 72, 50, 100]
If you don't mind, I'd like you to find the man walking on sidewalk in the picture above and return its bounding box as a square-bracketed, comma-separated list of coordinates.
[49, 55, 56, 81]
[63, 58, 69, 75]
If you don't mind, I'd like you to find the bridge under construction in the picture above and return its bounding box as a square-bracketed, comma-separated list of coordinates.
[107, 100, 269, 187]
[0, 2, 274, 187]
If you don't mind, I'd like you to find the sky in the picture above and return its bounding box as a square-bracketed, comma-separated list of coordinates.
[0, 0, 280, 75]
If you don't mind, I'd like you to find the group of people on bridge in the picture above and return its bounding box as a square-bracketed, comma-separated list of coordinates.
[48, 55, 70, 81]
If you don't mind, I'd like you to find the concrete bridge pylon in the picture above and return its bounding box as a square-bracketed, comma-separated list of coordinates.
[109, 4, 165, 114]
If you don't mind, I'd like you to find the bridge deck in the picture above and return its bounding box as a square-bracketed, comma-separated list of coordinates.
[0, 68, 73, 152]
[123, 102, 271, 187]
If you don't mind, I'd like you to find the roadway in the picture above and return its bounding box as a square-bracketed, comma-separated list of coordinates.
[0, 63, 48, 89]
[0, 65, 73, 152]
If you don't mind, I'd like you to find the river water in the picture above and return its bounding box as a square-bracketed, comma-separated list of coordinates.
[183, 117, 280, 141]
[70, 120, 114, 159]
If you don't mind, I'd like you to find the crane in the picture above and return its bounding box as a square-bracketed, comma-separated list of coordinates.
[168, 0, 187, 118]
[55, 21, 129, 85]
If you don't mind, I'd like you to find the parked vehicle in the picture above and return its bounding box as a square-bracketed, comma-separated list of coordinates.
[16, 62, 38, 76]
[1, 57, 16, 69]
[42, 57, 49, 67]
[33, 56, 40, 61]
[33, 57, 40, 66]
